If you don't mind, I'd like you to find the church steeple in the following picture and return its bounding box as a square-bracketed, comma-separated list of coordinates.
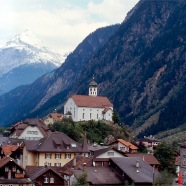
[89, 77, 97, 96]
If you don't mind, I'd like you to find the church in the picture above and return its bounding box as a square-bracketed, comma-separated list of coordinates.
[64, 79, 113, 122]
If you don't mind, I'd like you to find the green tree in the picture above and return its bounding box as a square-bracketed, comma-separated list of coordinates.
[73, 172, 88, 186]
[154, 142, 176, 175]
[112, 110, 119, 124]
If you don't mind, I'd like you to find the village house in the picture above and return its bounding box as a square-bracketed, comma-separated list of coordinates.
[110, 139, 138, 153]
[22, 132, 89, 168]
[9, 118, 50, 140]
[26, 165, 67, 186]
[0, 156, 32, 186]
[137, 136, 161, 154]
[43, 112, 63, 125]
[64, 78, 113, 122]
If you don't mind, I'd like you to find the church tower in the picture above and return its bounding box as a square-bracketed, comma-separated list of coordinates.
[89, 78, 97, 96]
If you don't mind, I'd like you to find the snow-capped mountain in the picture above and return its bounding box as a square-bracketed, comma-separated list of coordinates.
[0, 30, 65, 95]
[0, 30, 65, 76]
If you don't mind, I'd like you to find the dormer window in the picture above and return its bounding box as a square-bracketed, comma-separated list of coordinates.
[71, 143, 77, 147]
[67, 146, 70, 150]
[12, 166, 16, 172]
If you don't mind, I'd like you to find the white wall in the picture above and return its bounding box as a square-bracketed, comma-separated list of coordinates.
[19, 125, 44, 140]
[96, 149, 124, 158]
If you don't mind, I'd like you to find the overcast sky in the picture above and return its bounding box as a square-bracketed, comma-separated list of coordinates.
[0, 0, 139, 55]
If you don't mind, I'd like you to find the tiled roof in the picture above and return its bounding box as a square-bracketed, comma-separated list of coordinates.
[50, 113, 63, 121]
[61, 155, 93, 175]
[110, 157, 159, 184]
[26, 166, 65, 181]
[0, 156, 25, 171]
[73, 167, 123, 185]
[1, 145, 18, 156]
[9, 118, 50, 138]
[125, 153, 160, 165]
[138, 137, 161, 143]
[70, 95, 113, 108]
[24, 132, 85, 153]
[114, 139, 138, 150]
[0, 178, 31, 184]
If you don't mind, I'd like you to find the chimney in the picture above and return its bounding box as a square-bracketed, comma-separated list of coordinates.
[73, 156, 76, 167]
[136, 160, 139, 168]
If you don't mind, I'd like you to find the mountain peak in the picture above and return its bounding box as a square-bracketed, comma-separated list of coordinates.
[5, 30, 44, 49]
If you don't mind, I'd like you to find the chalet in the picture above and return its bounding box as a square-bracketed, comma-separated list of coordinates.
[0, 156, 31, 185]
[22, 132, 89, 168]
[44, 112, 63, 125]
[64, 79, 113, 122]
[26, 165, 67, 186]
[137, 136, 161, 153]
[110, 139, 138, 153]
[9, 118, 50, 140]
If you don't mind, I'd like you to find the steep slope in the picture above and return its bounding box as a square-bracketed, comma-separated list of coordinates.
[0, 25, 120, 126]
[73, 0, 186, 136]
[0, 30, 64, 95]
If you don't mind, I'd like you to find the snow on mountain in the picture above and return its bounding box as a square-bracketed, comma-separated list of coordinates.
[0, 30, 65, 76]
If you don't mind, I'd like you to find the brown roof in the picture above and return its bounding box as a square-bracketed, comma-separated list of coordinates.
[49, 113, 63, 121]
[10, 118, 50, 138]
[70, 95, 113, 108]
[26, 166, 65, 181]
[73, 167, 123, 185]
[125, 153, 160, 165]
[112, 139, 138, 150]
[1, 145, 18, 156]
[62, 155, 93, 175]
[24, 132, 86, 153]
[0, 156, 25, 171]
[110, 157, 159, 184]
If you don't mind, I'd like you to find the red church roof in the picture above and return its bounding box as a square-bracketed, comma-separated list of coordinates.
[70, 95, 113, 108]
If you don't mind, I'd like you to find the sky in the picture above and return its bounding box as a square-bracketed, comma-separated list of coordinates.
[0, 0, 139, 55]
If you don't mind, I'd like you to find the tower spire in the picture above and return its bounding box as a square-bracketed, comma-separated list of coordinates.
[89, 77, 97, 96]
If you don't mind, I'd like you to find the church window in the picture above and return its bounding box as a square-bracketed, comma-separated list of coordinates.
[90, 113, 92, 119]
[97, 114, 98, 119]
[82, 113, 85, 119]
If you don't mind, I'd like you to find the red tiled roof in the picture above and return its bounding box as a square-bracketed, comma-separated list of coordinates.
[50, 113, 63, 121]
[1, 145, 18, 156]
[70, 95, 113, 108]
[117, 139, 138, 150]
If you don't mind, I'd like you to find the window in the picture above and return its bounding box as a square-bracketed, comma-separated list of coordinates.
[82, 113, 85, 119]
[54, 163, 61, 167]
[55, 153, 61, 159]
[44, 177, 49, 183]
[5, 166, 9, 172]
[71, 143, 77, 147]
[12, 166, 16, 172]
[65, 153, 71, 159]
[45, 153, 51, 159]
[27, 131, 31, 134]
[107, 152, 114, 157]
[50, 177, 54, 183]
[90, 113, 92, 119]
[45, 162, 51, 166]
